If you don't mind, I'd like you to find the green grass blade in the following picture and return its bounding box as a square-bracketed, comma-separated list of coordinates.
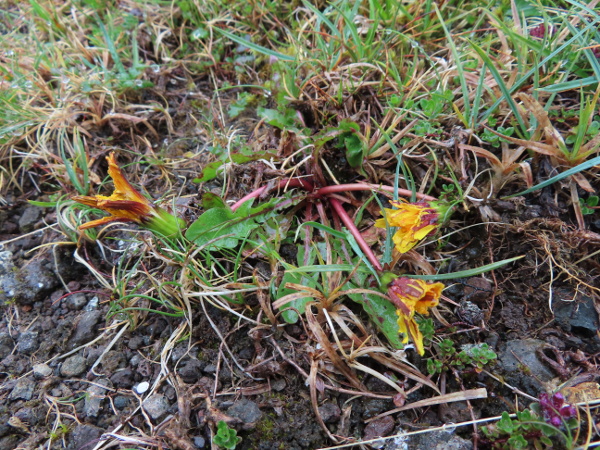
[468, 39, 527, 136]
[214, 28, 295, 61]
[286, 264, 371, 274]
[408, 256, 524, 280]
[480, 17, 599, 122]
[470, 66, 487, 128]
[97, 19, 126, 74]
[436, 5, 470, 121]
[301, 0, 341, 38]
[539, 76, 599, 93]
[503, 155, 600, 198]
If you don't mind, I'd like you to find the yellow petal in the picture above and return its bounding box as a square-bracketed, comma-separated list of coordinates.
[413, 224, 437, 240]
[106, 152, 150, 205]
[406, 317, 425, 355]
[396, 313, 410, 344]
[78, 215, 126, 230]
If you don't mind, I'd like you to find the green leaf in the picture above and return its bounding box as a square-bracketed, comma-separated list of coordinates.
[202, 192, 227, 209]
[496, 411, 515, 434]
[344, 133, 364, 167]
[185, 206, 259, 251]
[276, 271, 319, 323]
[345, 271, 403, 349]
[539, 75, 599, 93]
[257, 107, 298, 129]
[194, 160, 225, 183]
[507, 434, 529, 449]
[468, 39, 527, 136]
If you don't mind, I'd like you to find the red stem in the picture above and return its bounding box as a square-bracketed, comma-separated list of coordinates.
[231, 178, 437, 211]
[317, 183, 437, 201]
[328, 197, 383, 273]
[231, 178, 314, 212]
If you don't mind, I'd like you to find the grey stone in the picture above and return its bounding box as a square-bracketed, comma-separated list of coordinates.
[101, 351, 125, 373]
[178, 358, 205, 383]
[8, 377, 35, 401]
[142, 394, 170, 420]
[32, 363, 52, 379]
[318, 402, 341, 423]
[69, 311, 103, 347]
[67, 293, 87, 310]
[84, 295, 99, 311]
[227, 398, 262, 424]
[0, 436, 21, 450]
[203, 363, 217, 374]
[84, 379, 111, 418]
[0, 251, 18, 304]
[60, 355, 87, 377]
[498, 339, 554, 382]
[271, 378, 286, 392]
[16, 331, 39, 355]
[0, 332, 14, 359]
[388, 429, 472, 450]
[14, 406, 42, 426]
[362, 398, 389, 419]
[110, 368, 133, 388]
[18, 206, 42, 232]
[69, 424, 103, 450]
[113, 396, 130, 410]
[0, 257, 60, 306]
[554, 291, 599, 337]
[127, 336, 144, 350]
[456, 301, 484, 325]
[193, 436, 206, 448]
[554, 292, 600, 353]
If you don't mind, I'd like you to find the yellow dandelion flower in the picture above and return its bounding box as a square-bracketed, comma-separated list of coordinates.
[375, 200, 439, 253]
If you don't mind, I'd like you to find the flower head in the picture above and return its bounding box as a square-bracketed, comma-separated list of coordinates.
[375, 200, 439, 253]
[387, 277, 444, 355]
[72, 152, 185, 237]
[539, 392, 577, 427]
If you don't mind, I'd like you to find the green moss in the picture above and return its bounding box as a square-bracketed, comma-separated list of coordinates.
[254, 414, 276, 441]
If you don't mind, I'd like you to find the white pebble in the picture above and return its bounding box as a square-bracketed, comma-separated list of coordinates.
[135, 381, 150, 394]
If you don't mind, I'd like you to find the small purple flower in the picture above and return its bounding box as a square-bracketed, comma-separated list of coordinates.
[539, 393, 577, 427]
[530, 24, 546, 39]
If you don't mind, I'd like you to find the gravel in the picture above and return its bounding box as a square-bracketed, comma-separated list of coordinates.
[60, 355, 88, 377]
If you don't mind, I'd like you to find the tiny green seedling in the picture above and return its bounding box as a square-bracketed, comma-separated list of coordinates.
[580, 195, 598, 215]
[213, 421, 241, 449]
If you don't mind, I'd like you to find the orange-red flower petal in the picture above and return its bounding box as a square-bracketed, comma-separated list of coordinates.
[72, 152, 185, 237]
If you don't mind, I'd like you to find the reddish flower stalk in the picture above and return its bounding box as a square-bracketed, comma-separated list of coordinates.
[329, 197, 383, 272]
[230, 178, 437, 212]
[316, 183, 436, 202]
[231, 177, 314, 211]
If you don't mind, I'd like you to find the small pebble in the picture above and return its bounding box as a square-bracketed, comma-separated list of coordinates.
[135, 381, 150, 394]
[60, 355, 87, 377]
[32, 363, 52, 379]
[142, 394, 170, 420]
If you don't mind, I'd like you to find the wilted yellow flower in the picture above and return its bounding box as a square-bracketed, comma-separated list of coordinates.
[375, 200, 439, 253]
[387, 277, 444, 355]
[72, 153, 185, 237]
